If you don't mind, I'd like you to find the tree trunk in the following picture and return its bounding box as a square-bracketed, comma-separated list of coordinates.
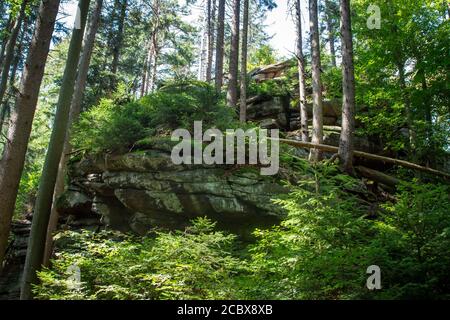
[110, 0, 127, 84]
[227, 0, 240, 108]
[0, 0, 60, 275]
[43, 0, 104, 267]
[396, 61, 415, 155]
[239, 0, 249, 122]
[0, 15, 13, 72]
[206, 0, 216, 82]
[325, 0, 336, 67]
[296, 0, 308, 142]
[20, 0, 91, 300]
[214, 0, 225, 92]
[308, 0, 323, 162]
[337, 0, 356, 174]
[0, 15, 28, 135]
[0, 0, 27, 105]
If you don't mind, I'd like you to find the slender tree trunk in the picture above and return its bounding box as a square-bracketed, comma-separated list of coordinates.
[214, 0, 225, 92]
[227, 0, 240, 108]
[110, 0, 127, 84]
[0, 15, 13, 72]
[198, 14, 207, 80]
[325, 0, 336, 67]
[0, 0, 27, 105]
[20, 0, 91, 300]
[0, 0, 60, 274]
[338, 0, 356, 174]
[149, 46, 159, 91]
[396, 61, 415, 154]
[43, 0, 104, 267]
[0, 16, 27, 135]
[140, 44, 149, 97]
[206, 0, 216, 82]
[308, 0, 323, 162]
[296, 0, 308, 142]
[239, 0, 249, 122]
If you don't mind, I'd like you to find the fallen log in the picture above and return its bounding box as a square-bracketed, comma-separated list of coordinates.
[273, 138, 450, 179]
[355, 166, 401, 187]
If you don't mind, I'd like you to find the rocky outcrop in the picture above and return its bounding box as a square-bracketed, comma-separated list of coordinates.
[0, 220, 30, 300]
[59, 143, 288, 236]
[246, 94, 342, 131]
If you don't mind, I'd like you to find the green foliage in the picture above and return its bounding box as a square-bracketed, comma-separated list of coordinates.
[34, 158, 450, 300]
[247, 79, 291, 98]
[242, 164, 450, 299]
[34, 218, 241, 300]
[72, 81, 236, 153]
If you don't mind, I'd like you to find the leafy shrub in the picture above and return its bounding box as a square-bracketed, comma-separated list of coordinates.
[242, 162, 450, 299]
[72, 81, 236, 153]
[34, 218, 241, 300]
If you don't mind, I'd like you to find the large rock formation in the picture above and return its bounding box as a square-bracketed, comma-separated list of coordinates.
[58, 142, 288, 237]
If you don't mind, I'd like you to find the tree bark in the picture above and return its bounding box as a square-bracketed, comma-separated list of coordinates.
[0, 0, 60, 274]
[43, 0, 104, 267]
[308, 0, 323, 162]
[338, 0, 356, 174]
[325, 0, 336, 67]
[296, 0, 308, 142]
[214, 0, 225, 92]
[0, 15, 28, 135]
[110, 0, 127, 84]
[0, 15, 13, 73]
[0, 0, 27, 105]
[206, 0, 216, 82]
[20, 0, 91, 300]
[239, 0, 249, 122]
[227, 0, 240, 108]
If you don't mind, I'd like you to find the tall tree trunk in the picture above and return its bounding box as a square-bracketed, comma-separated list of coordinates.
[325, 0, 336, 67]
[20, 0, 91, 300]
[239, 0, 249, 122]
[0, 15, 28, 135]
[198, 14, 207, 80]
[214, 0, 225, 92]
[206, 0, 216, 82]
[338, 0, 356, 174]
[227, 0, 240, 108]
[140, 43, 150, 97]
[0, 15, 13, 72]
[43, 0, 104, 267]
[0, 0, 60, 274]
[0, 0, 27, 105]
[110, 0, 127, 84]
[396, 61, 415, 154]
[296, 0, 308, 142]
[308, 0, 323, 162]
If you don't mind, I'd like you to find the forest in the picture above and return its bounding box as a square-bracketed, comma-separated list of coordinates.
[0, 0, 449, 301]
